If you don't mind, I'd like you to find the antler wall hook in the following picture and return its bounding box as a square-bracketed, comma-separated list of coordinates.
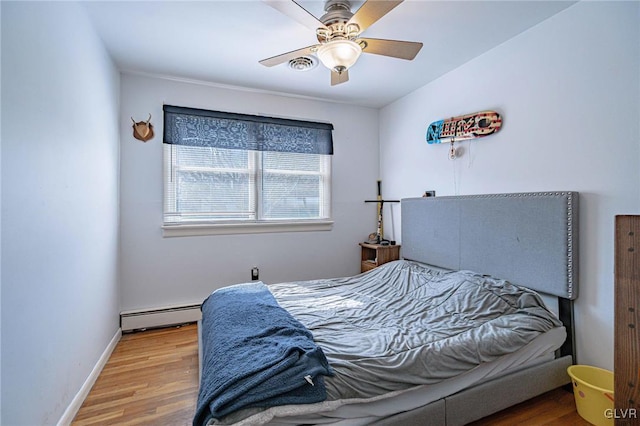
[131, 114, 154, 142]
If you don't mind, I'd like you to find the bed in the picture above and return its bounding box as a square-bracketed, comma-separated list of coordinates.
[195, 191, 578, 426]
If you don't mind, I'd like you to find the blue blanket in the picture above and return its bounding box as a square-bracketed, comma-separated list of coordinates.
[194, 282, 334, 425]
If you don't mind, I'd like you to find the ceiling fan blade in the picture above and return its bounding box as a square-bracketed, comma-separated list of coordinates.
[259, 45, 319, 67]
[331, 69, 349, 86]
[348, 0, 403, 33]
[263, 0, 327, 31]
[359, 38, 423, 60]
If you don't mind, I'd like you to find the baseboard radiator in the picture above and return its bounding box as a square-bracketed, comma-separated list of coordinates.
[120, 303, 202, 332]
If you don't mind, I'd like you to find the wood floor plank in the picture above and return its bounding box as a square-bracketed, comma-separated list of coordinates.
[72, 324, 198, 425]
[73, 323, 588, 425]
[468, 386, 590, 426]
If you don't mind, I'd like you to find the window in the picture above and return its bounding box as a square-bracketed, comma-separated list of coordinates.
[162, 105, 333, 236]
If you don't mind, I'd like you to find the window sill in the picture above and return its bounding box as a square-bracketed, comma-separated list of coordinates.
[162, 220, 334, 237]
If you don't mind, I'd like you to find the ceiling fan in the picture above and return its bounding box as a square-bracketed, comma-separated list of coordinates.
[260, 0, 423, 86]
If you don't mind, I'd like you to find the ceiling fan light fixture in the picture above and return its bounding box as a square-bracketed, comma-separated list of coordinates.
[316, 39, 362, 72]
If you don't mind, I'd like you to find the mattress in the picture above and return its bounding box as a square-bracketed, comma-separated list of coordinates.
[221, 326, 565, 425]
[202, 260, 565, 425]
[273, 260, 562, 399]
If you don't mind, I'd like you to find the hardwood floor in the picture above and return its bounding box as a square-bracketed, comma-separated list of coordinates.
[468, 388, 590, 426]
[73, 323, 589, 425]
[72, 324, 199, 425]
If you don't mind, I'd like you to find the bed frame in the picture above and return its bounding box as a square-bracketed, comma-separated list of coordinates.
[197, 191, 579, 425]
[371, 191, 579, 425]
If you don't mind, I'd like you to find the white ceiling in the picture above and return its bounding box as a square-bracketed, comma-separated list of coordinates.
[83, 1, 575, 108]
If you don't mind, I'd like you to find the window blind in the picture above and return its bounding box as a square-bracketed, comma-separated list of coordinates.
[163, 105, 334, 155]
[162, 105, 333, 227]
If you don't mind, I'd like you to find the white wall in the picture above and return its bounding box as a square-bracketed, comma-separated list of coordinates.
[1, 2, 121, 424]
[0, 3, 3, 419]
[379, 1, 640, 370]
[119, 74, 379, 310]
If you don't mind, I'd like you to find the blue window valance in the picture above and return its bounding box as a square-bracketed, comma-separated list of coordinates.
[163, 105, 334, 155]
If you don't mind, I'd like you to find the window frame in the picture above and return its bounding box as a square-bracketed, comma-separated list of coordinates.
[161, 118, 334, 237]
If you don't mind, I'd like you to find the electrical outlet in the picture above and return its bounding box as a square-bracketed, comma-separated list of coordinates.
[251, 267, 259, 281]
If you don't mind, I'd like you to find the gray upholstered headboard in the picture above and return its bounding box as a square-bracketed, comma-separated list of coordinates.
[401, 192, 578, 300]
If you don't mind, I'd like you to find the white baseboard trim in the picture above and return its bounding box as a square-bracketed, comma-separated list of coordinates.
[57, 328, 122, 426]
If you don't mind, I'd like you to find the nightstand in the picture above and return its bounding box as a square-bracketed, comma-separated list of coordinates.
[359, 242, 401, 273]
